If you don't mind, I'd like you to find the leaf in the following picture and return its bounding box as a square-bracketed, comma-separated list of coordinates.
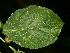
[2, 5, 64, 49]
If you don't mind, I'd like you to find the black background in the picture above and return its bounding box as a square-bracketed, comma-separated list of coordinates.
[0, 0, 70, 53]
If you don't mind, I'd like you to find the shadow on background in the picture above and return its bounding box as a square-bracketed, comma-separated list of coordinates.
[0, 0, 70, 53]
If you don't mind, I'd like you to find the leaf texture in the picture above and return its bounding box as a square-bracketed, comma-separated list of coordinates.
[3, 5, 64, 49]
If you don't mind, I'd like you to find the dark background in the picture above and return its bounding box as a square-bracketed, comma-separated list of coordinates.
[0, 0, 70, 53]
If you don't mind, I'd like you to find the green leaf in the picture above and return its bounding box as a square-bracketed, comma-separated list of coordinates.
[2, 5, 64, 49]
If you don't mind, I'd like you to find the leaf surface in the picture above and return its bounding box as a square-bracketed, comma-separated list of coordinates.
[3, 5, 64, 49]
